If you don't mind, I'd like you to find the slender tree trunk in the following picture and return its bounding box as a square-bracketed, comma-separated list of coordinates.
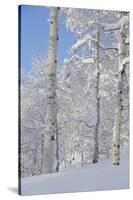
[41, 7, 59, 174]
[81, 151, 84, 167]
[112, 16, 125, 165]
[93, 30, 100, 163]
[112, 73, 122, 165]
[69, 136, 75, 165]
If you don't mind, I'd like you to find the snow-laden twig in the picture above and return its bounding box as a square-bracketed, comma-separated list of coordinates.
[82, 57, 95, 64]
[64, 55, 95, 65]
[70, 33, 97, 53]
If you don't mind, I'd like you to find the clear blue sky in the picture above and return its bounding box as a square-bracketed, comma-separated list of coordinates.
[20, 5, 75, 73]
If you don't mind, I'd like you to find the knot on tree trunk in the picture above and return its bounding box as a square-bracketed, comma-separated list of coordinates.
[51, 135, 55, 141]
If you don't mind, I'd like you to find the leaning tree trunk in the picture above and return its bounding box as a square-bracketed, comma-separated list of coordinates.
[93, 30, 100, 163]
[41, 7, 59, 174]
[112, 18, 125, 166]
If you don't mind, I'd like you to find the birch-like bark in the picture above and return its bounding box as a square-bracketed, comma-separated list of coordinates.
[112, 16, 125, 165]
[41, 7, 59, 174]
[55, 114, 60, 172]
[93, 30, 100, 163]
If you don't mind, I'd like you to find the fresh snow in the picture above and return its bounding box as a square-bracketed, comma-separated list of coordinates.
[70, 33, 97, 53]
[122, 57, 129, 66]
[64, 55, 95, 65]
[21, 153, 129, 195]
[118, 57, 129, 73]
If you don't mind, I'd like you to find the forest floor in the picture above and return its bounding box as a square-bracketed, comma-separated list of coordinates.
[21, 153, 129, 195]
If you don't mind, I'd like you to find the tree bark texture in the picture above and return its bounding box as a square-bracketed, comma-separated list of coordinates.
[41, 7, 59, 174]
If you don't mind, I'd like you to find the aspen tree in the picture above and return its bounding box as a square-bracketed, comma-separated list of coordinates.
[112, 13, 128, 165]
[93, 30, 100, 163]
[41, 7, 59, 174]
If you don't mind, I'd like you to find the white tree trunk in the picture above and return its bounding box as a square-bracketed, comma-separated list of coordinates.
[112, 78, 122, 165]
[41, 7, 59, 174]
[55, 115, 60, 172]
[112, 16, 125, 165]
[69, 136, 75, 165]
[93, 30, 100, 163]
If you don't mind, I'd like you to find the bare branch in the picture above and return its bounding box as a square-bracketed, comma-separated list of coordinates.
[104, 27, 121, 32]
[100, 47, 118, 51]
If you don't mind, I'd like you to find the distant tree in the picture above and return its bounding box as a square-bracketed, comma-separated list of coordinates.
[63, 8, 129, 164]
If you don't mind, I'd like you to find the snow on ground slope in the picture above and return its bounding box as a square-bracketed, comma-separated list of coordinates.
[21, 153, 129, 195]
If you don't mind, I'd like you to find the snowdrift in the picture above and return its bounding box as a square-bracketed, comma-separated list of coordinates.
[21, 153, 129, 195]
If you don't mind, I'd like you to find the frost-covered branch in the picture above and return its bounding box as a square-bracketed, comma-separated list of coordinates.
[64, 55, 95, 65]
[70, 33, 97, 53]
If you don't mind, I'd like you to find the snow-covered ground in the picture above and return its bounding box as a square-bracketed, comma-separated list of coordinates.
[21, 153, 129, 195]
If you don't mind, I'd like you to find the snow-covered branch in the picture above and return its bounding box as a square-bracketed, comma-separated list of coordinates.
[70, 33, 97, 53]
[64, 55, 95, 65]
